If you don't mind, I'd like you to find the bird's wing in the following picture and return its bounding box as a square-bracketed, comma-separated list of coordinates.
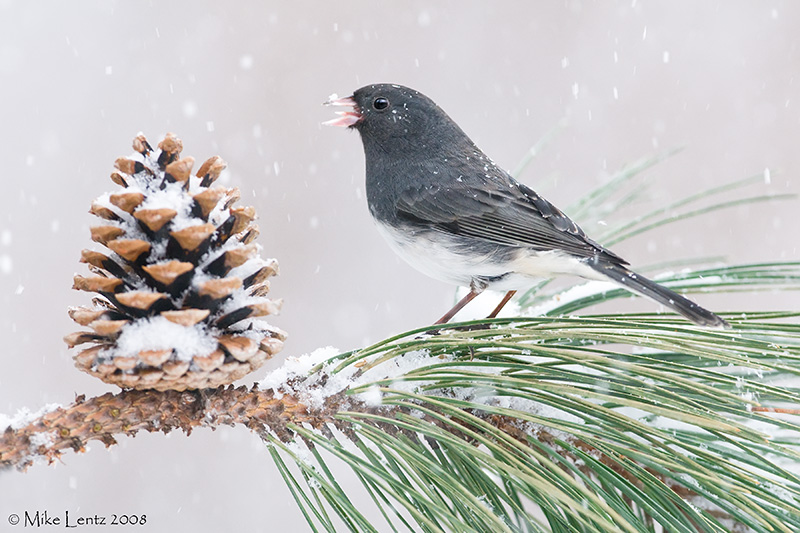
[395, 177, 627, 265]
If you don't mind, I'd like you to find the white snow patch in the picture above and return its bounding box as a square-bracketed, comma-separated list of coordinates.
[259, 347, 458, 412]
[226, 318, 284, 340]
[764, 482, 796, 504]
[354, 385, 383, 407]
[0, 403, 62, 431]
[216, 288, 261, 319]
[29, 430, 56, 448]
[138, 182, 193, 214]
[112, 316, 217, 362]
[356, 349, 449, 394]
[259, 347, 343, 409]
[112, 181, 205, 252]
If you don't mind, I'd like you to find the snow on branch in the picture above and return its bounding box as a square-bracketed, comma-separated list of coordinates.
[0, 384, 348, 471]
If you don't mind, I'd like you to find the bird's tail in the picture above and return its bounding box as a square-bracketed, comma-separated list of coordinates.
[589, 261, 730, 328]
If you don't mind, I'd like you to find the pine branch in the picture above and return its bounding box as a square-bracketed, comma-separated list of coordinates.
[0, 385, 350, 471]
[265, 314, 800, 533]
[3, 311, 799, 531]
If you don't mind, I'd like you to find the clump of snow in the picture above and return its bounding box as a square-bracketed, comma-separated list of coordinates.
[259, 347, 345, 410]
[259, 347, 462, 412]
[29, 430, 55, 448]
[216, 286, 265, 318]
[0, 403, 61, 431]
[111, 316, 218, 362]
[226, 318, 283, 340]
[356, 349, 448, 394]
[206, 193, 232, 226]
[353, 385, 383, 407]
[168, 216, 207, 233]
[138, 182, 195, 223]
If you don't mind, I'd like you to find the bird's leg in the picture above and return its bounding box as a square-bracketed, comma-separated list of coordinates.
[487, 290, 516, 319]
[434, 283, 485, 324]
[434, 289, 480, 324]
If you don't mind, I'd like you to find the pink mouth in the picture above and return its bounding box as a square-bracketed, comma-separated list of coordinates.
[322, 95, 362, 127]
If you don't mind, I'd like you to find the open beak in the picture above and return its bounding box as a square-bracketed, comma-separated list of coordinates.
[322, 94, 362, 127]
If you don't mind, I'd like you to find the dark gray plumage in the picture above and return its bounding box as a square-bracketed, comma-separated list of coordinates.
[325, 83, 728, 328]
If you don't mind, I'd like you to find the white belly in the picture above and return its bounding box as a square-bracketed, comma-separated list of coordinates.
[374, 221, 602, 291]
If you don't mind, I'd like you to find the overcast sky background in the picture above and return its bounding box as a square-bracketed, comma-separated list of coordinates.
[1, 2, 798, 530]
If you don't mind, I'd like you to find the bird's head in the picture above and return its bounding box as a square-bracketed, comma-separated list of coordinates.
[324, 83, 466, 156]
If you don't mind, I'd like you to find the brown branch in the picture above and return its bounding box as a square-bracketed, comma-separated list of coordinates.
[0, 385, 336, 471]
[751, 406, 800, 414]
[0, 381, 764, 531]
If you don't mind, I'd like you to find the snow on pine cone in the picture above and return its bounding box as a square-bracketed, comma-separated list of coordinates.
[64, 133, 286, 391]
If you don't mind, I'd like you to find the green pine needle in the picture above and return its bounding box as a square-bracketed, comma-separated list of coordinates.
[267, 146, 799, 532]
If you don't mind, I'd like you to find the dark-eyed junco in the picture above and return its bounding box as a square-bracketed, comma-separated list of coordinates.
[324, 83, 728, 328]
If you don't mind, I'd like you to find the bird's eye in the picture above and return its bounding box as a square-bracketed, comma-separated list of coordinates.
[372, 97, 389, 110]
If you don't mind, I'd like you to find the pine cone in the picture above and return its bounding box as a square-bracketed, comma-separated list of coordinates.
[64, 133, 286, 391]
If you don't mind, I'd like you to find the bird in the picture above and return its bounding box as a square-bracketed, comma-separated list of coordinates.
[324, 83, 729, 328]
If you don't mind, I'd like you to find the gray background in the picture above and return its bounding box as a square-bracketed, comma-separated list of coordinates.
[1, 1, 798, 531]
